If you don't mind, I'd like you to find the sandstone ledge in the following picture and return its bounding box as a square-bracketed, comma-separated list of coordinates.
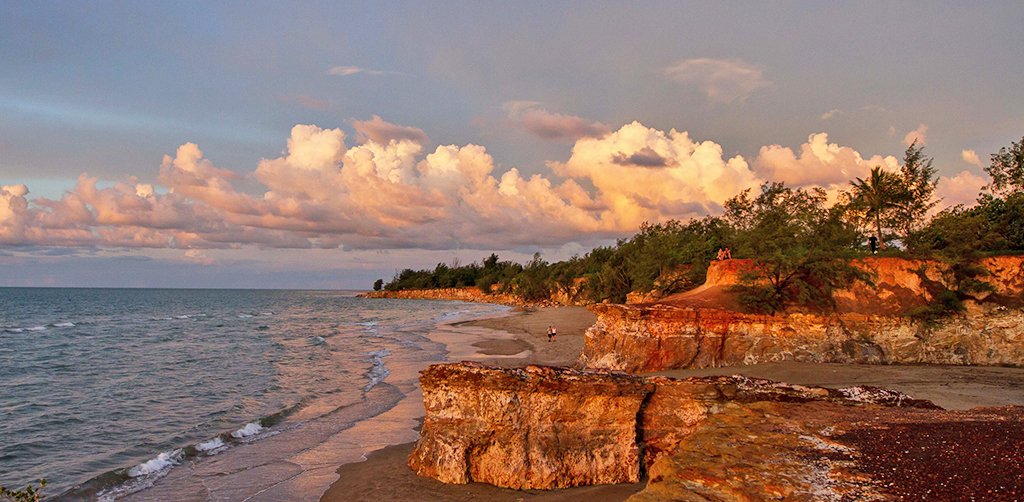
[408, 362, 935, 491]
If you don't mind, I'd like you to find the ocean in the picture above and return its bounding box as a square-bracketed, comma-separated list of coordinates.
[0, 288, 510, 500]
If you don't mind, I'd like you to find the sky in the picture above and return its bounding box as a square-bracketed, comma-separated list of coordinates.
[2, 1, 1023, 288]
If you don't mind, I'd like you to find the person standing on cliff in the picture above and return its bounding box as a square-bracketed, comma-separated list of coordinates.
[547, 325, 556, 342]
[869, 236, 878, 254]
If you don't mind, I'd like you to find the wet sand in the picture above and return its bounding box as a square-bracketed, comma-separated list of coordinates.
[323, 305, 1024, 502]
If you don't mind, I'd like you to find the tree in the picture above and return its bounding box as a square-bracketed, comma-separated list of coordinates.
[985, 135, 1024, 196]
[894, 141, 939, 239]
[726, 182, 865, 313]
[372, 278, 384, 291]
[848, 166, 906, 249]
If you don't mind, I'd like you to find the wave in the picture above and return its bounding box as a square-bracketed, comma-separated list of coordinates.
[196, 437, 225, 453]
[4, 328, 24, 333]
[364, 349, 392, 391]
[149, 316, 173, 321]
[230, 422, 264, 439]
[52, 322, 76, 327]
[237, 313, 254, 318]
[127, 449, 183, 478]
[26, 326, 46, 331]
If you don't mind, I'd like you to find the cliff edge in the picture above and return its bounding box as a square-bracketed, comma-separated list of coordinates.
[583, 255, 1024, 372]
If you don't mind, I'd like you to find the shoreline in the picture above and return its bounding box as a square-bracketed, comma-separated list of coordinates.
[321, 305, 650, 501]
[322, 303, 1024, 501]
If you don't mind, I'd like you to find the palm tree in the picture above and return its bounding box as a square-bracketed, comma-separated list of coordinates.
[850, 166, 904, 249]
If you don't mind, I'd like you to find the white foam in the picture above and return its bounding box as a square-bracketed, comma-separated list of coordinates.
[260, 312, 273, 316]
[5, 328, 24, 333]
[52, 322, 75, 327]
[127, 449, 183, 477]
[174, 315, 190, 319]
[364, 349, 392, 391]
[26, 326, 46, 331]
[230, 422, 264, 439]
[196, 437, 225, 452]
[151, 317, 173, 321]
[237, 313, 254, 318]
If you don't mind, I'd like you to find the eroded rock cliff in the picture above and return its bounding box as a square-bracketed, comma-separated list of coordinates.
[583, 256, 1024, 373]
[408, 362, 933, 490]
[408, 363, 652, 488]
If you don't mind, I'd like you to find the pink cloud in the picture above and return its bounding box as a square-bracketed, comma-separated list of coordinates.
[903, 123, 928, 147]
[352, 115, 429, 145]
[503, 101, 610, 141]
[5, 119, 990, 252]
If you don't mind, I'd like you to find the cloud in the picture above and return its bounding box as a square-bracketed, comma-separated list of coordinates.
[821, 108, 843, 120]
[352, 115, 429, 145]
[936, 170, 988, 208]
[903, 123, 928, 147]
[282, 94, 331, 110]
[961, 149, 983, 167]
[502, 101, 610, 141]
[328, 65, 385, 76]
[612, 147, 670, 167]
[663, 58, 772, 103]
[10, 119, 979, 253]
[753, 133, 899, 188]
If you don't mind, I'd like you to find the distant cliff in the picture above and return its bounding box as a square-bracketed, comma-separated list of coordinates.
[582, 255, 1024, 372]
[359, 282, 590, 307]
[359, 287, 522, 305]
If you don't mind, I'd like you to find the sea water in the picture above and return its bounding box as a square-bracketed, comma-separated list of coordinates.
[0, 288, 508, 499]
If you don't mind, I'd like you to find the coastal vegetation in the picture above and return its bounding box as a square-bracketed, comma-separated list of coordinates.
[0, 479, 45, 502]
[379, 136, 1024, 316]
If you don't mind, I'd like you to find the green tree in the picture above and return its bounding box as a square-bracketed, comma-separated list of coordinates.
[848, 166, 906, 249]
[372, 278, 384, 291]
[894, 141, 939, 240]
[726, 182, 865, 313]
[985, 135, 1024, 196]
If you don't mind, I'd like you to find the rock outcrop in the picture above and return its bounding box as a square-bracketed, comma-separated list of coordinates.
[631, 401, 1024, 501]
[360, 284, 592, 307]
[359, 287, 524, 306]
[408, 362, 934, 490]
[583, 256, 1024, 373]
[408, 363, 652, 488]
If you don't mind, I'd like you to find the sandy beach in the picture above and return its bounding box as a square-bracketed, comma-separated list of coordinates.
[322, 305, 1024, 501]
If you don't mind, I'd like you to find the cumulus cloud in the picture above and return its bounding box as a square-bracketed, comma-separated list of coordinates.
[936, 170, 988, 208]
[502, 101, 610, 141]
[753, 133, 899, 189]
[903, 123, 928, 146]
[961, 149, 983, 167]
[328, 65, 385, 76]
[352, 115, 429, 145]
[664, 58, 772, 103]
[8, 118, 985, 253]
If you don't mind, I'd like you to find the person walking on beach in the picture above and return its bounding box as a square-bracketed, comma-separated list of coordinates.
[547, 325, 557, 342]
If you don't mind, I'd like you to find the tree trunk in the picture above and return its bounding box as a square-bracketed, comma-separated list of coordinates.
[875, 212, 883, 249]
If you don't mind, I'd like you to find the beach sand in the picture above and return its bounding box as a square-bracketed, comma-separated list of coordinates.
[322, 305, 1024, 501]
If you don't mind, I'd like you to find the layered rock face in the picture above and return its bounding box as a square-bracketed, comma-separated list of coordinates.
[408, 363, 652, 488]
[408, 362, 933, 490]
[583, 256, 1024, 373]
